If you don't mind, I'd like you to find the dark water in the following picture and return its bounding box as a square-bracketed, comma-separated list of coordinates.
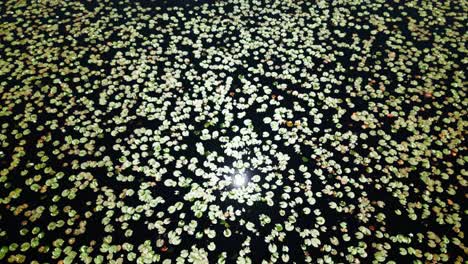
[0, 0, 466, 263]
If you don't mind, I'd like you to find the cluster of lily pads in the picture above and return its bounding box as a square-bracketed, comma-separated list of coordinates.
[0, 0, 466, 263]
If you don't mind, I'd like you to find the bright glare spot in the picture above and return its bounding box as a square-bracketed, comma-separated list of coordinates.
[233, 173, 246, 186]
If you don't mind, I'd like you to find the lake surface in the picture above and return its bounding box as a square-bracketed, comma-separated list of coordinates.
[0, 0, 466, 263]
